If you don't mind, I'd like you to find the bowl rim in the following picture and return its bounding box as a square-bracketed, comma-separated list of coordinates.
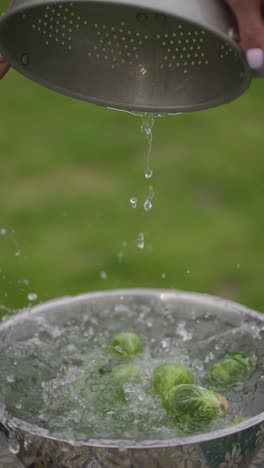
[1, 288, 264, 449]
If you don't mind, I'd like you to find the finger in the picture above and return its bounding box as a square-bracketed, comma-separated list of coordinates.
[227, 0, 264, 68]
[0, 55, 10, 79]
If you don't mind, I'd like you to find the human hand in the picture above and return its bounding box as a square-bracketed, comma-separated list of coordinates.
[0, 54, 10, 79]
[226, 0, 264, 70]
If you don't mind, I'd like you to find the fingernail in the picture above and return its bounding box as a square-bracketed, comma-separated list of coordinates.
[246, 48, 264, 69]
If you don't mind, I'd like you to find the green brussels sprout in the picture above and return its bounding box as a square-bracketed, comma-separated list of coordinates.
[152, 363, 194, 397]
[163, 384, 228, 434]
[209, 352, 254, 386]
[74, 361, 142, 412]
[110, 332, 143, 359]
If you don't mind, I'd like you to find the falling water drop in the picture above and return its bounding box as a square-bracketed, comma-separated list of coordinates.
[0, 228, 7, 236]
[117, 251, 124, 263]
[144, 199, 152, 212]
[145, 169, 153, 179]
[137, 232, 145, 249]
[27, 293, 38, 301]
[100, 271, 108, 280]
[130, 197, 138, 209]
[141, 113, 155, 171]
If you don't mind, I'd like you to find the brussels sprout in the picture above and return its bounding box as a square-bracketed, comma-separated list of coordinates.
[74, 361, 142, 412]
[163, 384, 228, 433]
[111, 332, 143, 359]
[152, 363, 194, 397]
[209, 352, 254, 386]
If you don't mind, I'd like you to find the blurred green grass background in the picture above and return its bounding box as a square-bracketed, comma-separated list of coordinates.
[1, 7, 264, 316]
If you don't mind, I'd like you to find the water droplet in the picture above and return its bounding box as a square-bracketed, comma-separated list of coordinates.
[144, 199, 152, 211]
[148, 185, 154, 200]
[186, 269, 190, 275]
[15, 249, 21, 257]
[137, 232, 144, 250]
[100, 271, 108, 280]
[138, 64, 147, 75]
[161, 273, 166, 279]
[14, 402, 22, 409]
[117, 251, 124, 263]
[122, 241, 128, 247]
[0, 228, 7, 236]
[130, 197, 138, 209]
[8, 434, 20, 454]
[27, 293, 38, 301]
[7, 375, 15, 383]
[145, 169, 153, 179]
[236, 263, 241, 269]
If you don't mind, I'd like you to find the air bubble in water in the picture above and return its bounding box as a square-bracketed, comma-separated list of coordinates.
[28, 293, 38, 301]
[145, 169, 153, 179]
[137, 232, 144, 249]
[144, 199, 152, 212]
[100, 271, 108, 280]
[130, 197, 138, 209]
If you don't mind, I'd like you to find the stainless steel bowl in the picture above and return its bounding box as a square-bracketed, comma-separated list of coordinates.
[1, 289, 264, 468]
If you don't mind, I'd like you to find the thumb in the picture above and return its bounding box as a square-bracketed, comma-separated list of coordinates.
[227, 0, 264, 69]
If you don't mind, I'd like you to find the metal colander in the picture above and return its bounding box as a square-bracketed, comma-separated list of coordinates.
[0, 0, 253, 112]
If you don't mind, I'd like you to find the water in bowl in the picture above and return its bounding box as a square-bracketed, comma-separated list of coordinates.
[0, 294, 264, 444]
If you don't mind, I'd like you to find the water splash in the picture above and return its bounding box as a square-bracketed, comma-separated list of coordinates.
[8, 433, 20, 455]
